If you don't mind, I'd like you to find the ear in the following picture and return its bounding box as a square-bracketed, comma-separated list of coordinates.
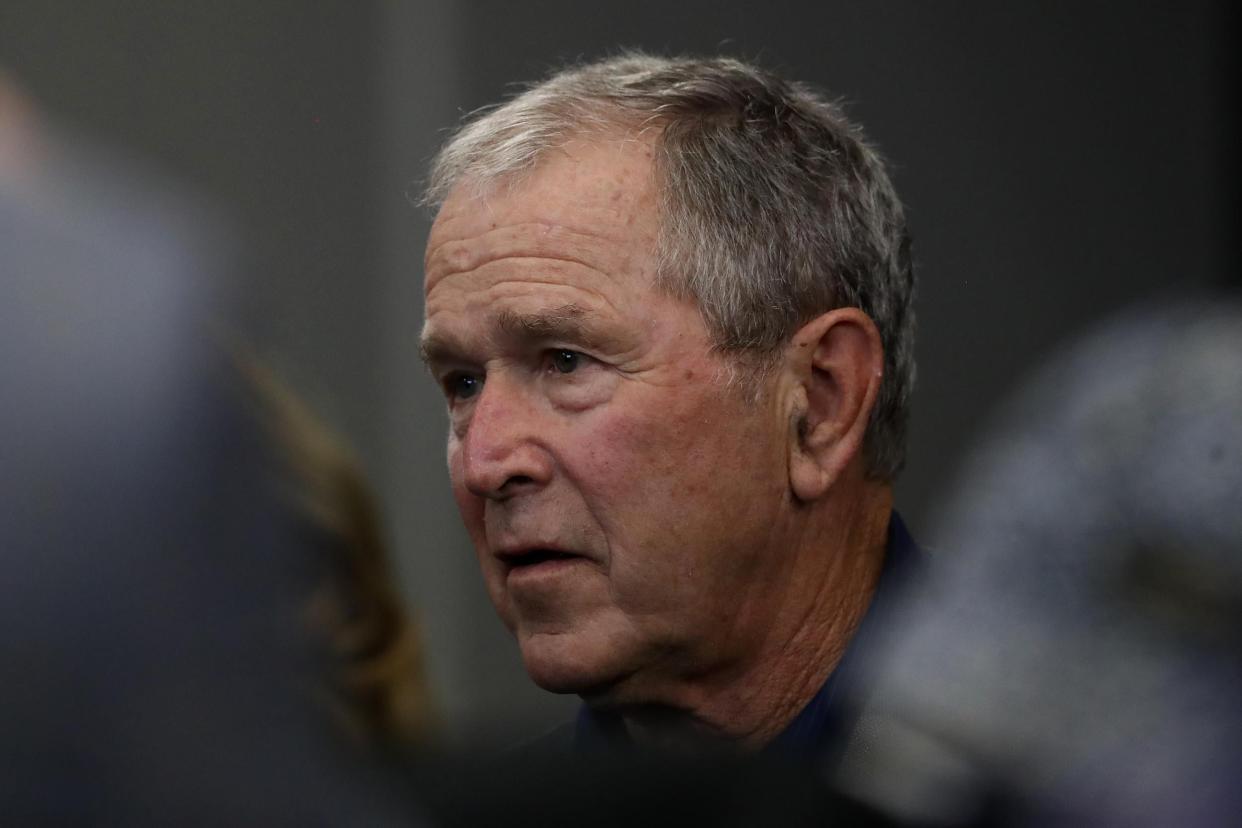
[784, 308, 885, 502]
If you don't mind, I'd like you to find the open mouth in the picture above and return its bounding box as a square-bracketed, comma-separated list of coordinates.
[499, 548, 581, 570]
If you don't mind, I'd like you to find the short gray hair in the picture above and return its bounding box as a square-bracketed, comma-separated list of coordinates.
[425, 53, 916, 480]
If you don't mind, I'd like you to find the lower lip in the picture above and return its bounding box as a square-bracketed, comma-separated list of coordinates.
[504, 556, 589, 584]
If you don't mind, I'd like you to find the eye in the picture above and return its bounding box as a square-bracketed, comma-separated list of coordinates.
[445, 372, 482, 400]
[550, 349, 582, 374]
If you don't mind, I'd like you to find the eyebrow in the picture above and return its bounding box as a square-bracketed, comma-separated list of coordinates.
[495, 304, 588, 342]
[419, 303, 593, 368]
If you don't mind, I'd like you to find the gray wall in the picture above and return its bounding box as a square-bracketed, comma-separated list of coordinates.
[3, 0, 1234, 743]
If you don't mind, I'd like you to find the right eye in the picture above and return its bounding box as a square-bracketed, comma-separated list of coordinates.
[444, 372, 482, 401]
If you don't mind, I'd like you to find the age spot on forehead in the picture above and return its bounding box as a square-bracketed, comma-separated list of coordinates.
[442, 241, 474, 275]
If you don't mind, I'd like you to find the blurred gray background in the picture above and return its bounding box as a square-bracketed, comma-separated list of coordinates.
[2, 0, 1235, 744]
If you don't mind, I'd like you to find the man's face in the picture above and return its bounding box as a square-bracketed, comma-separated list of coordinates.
[422, 137, 795, 701]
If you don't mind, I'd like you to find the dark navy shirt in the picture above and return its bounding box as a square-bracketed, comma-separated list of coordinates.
[573, 512, 922, 759]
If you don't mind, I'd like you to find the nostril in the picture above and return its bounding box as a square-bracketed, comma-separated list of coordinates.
[483, 473, 540, 502]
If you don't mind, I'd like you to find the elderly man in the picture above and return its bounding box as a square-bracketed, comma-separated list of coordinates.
[419, 53, 918, 756]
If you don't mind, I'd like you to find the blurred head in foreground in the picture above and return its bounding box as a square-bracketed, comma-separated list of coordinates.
[839, 295, 1242, 826]
[0, 73, 422, 824]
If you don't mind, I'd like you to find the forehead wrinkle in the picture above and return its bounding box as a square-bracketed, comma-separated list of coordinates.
[427, 273, 621, 324]
[425, 220, 636, 291]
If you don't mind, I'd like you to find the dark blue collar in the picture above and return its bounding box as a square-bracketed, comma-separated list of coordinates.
[574, 511, 922, 756]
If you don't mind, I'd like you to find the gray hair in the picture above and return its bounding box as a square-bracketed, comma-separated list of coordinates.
[425, 53, 916, 480]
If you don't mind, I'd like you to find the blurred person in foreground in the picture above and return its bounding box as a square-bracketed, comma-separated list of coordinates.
[418, 52, 920, 760]
[0, 71, 425, 824]
[240, 357, 436, 749]
[836, 295, 1242, 826]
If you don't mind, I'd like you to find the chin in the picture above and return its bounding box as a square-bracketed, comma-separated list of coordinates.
[518, 630, 626, 695]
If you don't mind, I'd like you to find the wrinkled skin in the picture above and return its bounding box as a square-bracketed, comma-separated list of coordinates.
[421, 137, 802, 707]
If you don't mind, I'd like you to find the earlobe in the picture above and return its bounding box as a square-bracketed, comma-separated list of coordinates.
[785, 308, 884, 502]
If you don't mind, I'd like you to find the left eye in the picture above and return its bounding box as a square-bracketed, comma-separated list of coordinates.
[550, 349, 581, 374]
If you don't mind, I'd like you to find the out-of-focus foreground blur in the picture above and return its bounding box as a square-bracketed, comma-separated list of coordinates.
[0, 81, 428, 821]
[839, 297, 1242, 825]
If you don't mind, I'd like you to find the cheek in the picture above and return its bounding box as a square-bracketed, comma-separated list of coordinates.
[582, 391, 766, 503]
[571, 392, 777, 601]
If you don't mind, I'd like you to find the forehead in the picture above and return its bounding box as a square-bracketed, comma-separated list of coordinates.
[423, 135, 660, 298]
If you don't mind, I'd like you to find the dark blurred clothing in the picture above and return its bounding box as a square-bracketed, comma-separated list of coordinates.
[410, 745, 897, 828]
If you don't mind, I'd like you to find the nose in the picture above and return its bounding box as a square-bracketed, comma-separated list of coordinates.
[458, 375, 553, 501]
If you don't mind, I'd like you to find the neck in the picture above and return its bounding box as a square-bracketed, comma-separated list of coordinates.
[611, 481, 894, 751]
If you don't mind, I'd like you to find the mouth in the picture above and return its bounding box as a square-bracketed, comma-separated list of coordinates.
[496, 547, 586, 574]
